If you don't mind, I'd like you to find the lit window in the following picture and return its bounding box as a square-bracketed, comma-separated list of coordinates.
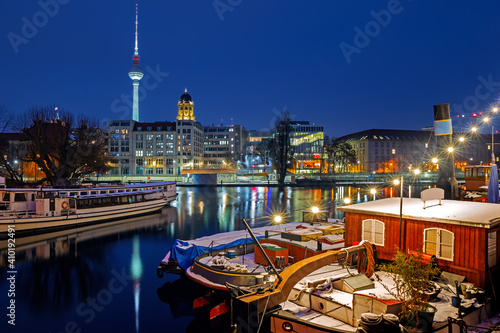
[362, 219, 384, 246]
[392, 149, 396, 154]
[135, 151, 143, 157]
[424, 228, 454, 261]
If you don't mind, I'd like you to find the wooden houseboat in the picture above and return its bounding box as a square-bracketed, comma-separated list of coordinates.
[338, 191, 500, 297]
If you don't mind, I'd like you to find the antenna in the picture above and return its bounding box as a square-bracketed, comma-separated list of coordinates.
[134, 4, 139, 55]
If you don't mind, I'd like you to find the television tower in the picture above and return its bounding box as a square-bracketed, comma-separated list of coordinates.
[128, 4, 143, 122]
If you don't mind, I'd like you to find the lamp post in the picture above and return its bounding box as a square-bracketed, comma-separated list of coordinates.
[370, 188, 376, 201]
[394, 177, 403, 249]
[241, 216, 284, 287]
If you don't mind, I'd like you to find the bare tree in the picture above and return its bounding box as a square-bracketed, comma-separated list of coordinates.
[0, 105, 12, 132]
[14, 106, 111, 186]
[271, 111, 292, 184]
[326, 138, 356, 173]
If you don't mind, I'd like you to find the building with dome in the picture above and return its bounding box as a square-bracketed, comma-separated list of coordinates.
[107, 89, 248, 179]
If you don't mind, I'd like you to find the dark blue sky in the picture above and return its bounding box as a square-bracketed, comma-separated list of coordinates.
[2, 1, 500, 136]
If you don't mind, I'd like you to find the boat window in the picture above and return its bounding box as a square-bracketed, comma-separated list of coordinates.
[14, 193, 27, 202]
[424, 228, 454, 261]
[70, 199, 76, 209]
[100, 191, 107, 194]
[118, 190, 124, 193]
[31, 194, 35, 202]
[136, 195, 143, 202]
[69, 192, 77, 197]
[77, 200, 84, 209]
[478, 169, 485, 177]
[81, 192, 88, 196]
[91, 191, 97, 195]
[120, 196, 128, 204]
[362, 219, 384, 246]
[128, 196, 135, 203]
[84, 199, 90, 208]
[2, 193, 10, 202]
[109, 190, 115, 193]
[111, 197, 119, 205]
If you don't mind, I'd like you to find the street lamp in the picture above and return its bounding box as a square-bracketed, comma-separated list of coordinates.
[393, 177, 403, 249]
[370, 188, 376, 200]
[241, 214, 284, 287]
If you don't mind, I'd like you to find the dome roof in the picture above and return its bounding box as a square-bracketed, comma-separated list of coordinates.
[179, 90, 192, 103]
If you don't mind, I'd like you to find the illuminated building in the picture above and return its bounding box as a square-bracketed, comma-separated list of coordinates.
[203, 124, 247, 167]
[289, 121, 325, 173]
[337, 129, 496, 173]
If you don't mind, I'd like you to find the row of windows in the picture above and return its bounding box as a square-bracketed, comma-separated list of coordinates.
[136, 126, 174, 131]
[136, 134, 174, 141]
[362, 219, 454, 261]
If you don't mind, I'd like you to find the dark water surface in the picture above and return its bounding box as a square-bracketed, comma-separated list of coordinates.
[0, 185, 424, 333]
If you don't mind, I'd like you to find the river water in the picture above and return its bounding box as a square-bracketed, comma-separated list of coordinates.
[0, 185, 424, 333]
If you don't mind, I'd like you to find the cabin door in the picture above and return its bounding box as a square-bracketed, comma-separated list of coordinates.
[49, 198, 55, 211]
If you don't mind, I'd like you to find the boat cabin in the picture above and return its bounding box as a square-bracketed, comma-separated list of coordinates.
[338, 196, 500, 296]
[464, 165, 492, 191]
[0, 189, 38, 215]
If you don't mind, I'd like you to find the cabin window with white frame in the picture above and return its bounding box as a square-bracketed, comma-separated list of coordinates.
[423, 228, 454, 261]
[362, 219, 385, 246]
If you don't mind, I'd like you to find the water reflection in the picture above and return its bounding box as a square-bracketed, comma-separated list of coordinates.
[130, 235, 143, 333]
[0, 207, 177, 315]
[0, 185, 430, 332]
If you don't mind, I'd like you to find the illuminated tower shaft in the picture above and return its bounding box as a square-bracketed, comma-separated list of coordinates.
[131, 79, 141, 122]
[434, 103, 458, 200]
[128, 4, 143, 122]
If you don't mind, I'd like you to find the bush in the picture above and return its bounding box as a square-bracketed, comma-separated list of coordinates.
[378, 248, 440, 322]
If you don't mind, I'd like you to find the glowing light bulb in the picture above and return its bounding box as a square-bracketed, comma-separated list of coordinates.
[370, 189, 376, 195]
[274, 215, 282, 223]
[471, 127, 477, 132]
[343, 198, 351, 205]
[414, 169, 421, 175]
[432, 158, 438, 164]
[448, 147, 454, 153]
[459, 137, 465, 142]
[311, 206, 319, 214]
[393, 179, 400, 186]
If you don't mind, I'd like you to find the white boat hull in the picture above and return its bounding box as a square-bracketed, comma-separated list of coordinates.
[0, 196, 175, 233]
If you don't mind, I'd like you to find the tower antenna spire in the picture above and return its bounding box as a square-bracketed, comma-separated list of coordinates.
[134, 4, 139, 56]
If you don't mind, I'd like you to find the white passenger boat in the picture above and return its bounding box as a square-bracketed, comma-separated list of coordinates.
[0, 182, 177, 232]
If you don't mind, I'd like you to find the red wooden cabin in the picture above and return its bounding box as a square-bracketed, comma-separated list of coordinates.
[338, 198, 499, 295]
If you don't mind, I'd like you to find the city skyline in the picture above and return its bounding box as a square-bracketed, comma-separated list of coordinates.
[2, 1, 500, 136]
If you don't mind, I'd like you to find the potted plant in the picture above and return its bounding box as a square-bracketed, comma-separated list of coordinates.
[378, 249, 440, 330]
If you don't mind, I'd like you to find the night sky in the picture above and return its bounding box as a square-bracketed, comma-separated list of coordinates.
[2, 1, 500, 136]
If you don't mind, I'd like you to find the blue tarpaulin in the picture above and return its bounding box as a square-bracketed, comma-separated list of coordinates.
[488, 164, 499, 204]
[168, 236, 261, 270]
